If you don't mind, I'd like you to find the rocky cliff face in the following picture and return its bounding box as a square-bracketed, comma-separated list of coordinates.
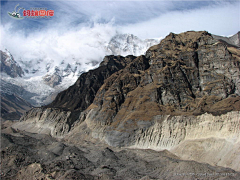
[14, 31, 240, 171]
[130, 111, 240, 170]
[79, 31, 240, 132]
[14, 107, 80, 137]
[46, 55, 136, 111]
[1, 50, 24, 78]
[229, 31, 240, 47]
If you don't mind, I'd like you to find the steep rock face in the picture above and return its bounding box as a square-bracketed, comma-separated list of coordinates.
[65, 111, 240, 170]
[130, 111, 240, 170]
[145, 31, 240, 106]
[0, 50, 24, 78]
[46, 55, 136, 111]
[229, 31, 240, 47]
[13, 108, 81, 137]
[83, 31, 240, 129]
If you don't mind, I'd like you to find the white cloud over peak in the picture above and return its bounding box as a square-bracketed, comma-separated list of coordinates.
[0, 0, 239, 71]
[0, 21, 117, 75]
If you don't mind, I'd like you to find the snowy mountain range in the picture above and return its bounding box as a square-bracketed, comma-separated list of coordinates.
[106, 34, 159, 56]
[1, 33, 159, 109]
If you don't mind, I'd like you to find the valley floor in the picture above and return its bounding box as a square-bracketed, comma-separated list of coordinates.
[1, 120, 239, 180]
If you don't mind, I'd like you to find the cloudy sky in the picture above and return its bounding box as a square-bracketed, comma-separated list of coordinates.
[0, 0, 239, 67]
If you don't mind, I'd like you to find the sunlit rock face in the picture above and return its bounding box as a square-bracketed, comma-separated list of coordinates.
[128, 111, 240, 171]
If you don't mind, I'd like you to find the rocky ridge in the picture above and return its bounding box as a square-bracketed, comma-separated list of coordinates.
[46, 55, 137, 111]
[212, 31, 240, 47]
[0, 50, 24, 78]
[12, 31, 240, 172]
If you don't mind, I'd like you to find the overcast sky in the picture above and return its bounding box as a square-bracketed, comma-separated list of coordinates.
[0, 0, 239, 65]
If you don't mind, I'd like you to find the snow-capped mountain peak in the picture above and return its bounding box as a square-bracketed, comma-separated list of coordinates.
[1, 49, 24, 78]
[106, 33, 159, 56]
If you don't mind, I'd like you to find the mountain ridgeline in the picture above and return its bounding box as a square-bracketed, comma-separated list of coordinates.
[46, 55, 137, 111]
[14, 31, 240, 171]
[46, 31, 240, 114]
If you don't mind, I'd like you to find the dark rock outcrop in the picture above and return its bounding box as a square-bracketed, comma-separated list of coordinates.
[88, 31, 240, 127]
[46, 31, 240, 119]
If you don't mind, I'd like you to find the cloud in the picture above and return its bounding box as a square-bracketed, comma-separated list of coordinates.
[0, 21, 117, 75]
[120, 1, 240, 39]
[0, 0, 239, 74]
[1, 1, 223, 33]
